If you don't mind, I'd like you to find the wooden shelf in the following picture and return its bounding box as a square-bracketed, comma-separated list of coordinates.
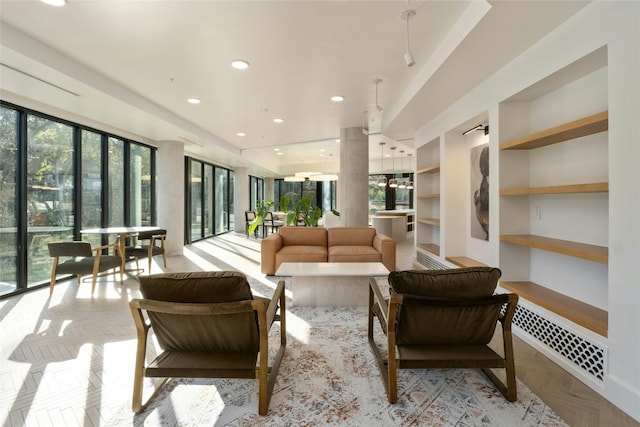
[417, 243, 440, 256]
[418, 218, 440, 227]
[417, 193, 440, 199]
[446, 256, 488, 268]
[500, 234, 608, 263]
[416, 164, 440, 174]
[500, 182, 608, 196]
[500, 111, 608, 150]
[500, 281, 608, 337]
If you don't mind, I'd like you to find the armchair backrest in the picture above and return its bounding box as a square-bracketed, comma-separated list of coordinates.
[136, 228, 166, 241]
[48, 241, 93, 257]
[388, 267, 503, 346]
[139, 271, 259, 354]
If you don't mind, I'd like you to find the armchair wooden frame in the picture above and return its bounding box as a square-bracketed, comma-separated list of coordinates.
[129, 280, 286, 415]
[49, 241, 123, 296]
[367, 278, 519, 403]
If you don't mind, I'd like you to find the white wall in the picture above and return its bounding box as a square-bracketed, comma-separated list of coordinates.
[157, 140, 185, 256]
[412, 2, 640, 421]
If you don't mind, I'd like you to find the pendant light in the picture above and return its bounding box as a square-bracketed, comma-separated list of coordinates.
[373, 79, 383, 113]
[389, 146, 398, 188]
[401, 10, 416, 67]
[405, 153, 414, 189]
[398, 150, 407, 188]
[376, 142, 387, 187]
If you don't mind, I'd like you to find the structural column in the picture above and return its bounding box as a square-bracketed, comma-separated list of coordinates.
[156, 140, 185, 256]
[234, 167, 249, 234]
[339, 127, 369, 226]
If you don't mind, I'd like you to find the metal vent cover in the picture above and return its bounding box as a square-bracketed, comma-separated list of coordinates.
[513, 304, 606, 382]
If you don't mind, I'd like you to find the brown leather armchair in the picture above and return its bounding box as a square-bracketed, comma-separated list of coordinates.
[129, 271, 286, 415]
[368, 267, 518, 403]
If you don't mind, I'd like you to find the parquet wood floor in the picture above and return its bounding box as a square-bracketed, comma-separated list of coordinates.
[0, 233, 637, 426]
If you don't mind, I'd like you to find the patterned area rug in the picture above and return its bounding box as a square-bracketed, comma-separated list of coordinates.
[107, 279, 567, 427]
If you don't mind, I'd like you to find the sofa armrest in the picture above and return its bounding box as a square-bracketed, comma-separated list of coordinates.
[374, 233, 396, 272]
[261, 233, 283, 275]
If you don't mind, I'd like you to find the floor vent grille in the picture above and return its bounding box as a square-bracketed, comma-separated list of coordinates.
[513, 304, 606, 382]
[416, 251, 449, 270]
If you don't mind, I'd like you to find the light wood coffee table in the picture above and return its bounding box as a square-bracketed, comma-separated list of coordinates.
[275, 262, 389, 306]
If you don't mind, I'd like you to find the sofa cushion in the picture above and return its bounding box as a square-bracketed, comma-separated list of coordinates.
[279, 226, 327, 247]
[276, 245, 328, 266]
[328, 245, 381, 263]
[139, 271, 253, 303]
[327, 227, 376, 246]
[388, 267, 501, 298]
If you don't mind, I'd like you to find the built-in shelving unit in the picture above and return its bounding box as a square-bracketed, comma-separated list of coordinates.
[500, 281, 608, 337]
[499, 111, 608, 150]
[445, 257, 488, 268]
[415, 140, 441, 264]
[500, 182, 608, 196]
[416, 243, 439, 256]
[499, 108, 609, 337]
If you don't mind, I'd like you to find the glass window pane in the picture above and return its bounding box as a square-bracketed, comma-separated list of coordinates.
[129, 144, 152, 226]
[0, 106, 18, 295]
[81, 130, 102, 248]
[190, 160, 202, 241]
[27, 115, 74, 286]
[108, 137, 124, 227]
[215, 167, 228, 234]
[229, 171, 235, 231]
[204, 165, 213, 236]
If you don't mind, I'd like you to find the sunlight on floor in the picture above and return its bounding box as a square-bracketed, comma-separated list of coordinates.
[183, 247, 223, 272]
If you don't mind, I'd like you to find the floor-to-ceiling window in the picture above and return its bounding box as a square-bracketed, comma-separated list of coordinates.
[26, 115, 75, 287]
[0, 106, 18, 295]
[184, 157, 234, 243]
[215, 166, 230, 234]
[0, 101, 157, 298]
[274, 179, 337, 213]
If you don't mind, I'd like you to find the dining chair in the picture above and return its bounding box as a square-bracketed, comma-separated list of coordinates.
[48, 241, 123, 296]
[121, 229, 167, 273]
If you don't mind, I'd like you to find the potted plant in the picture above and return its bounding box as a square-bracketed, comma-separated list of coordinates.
[279, 192, 339, 227]
[247, 199, 274, 236]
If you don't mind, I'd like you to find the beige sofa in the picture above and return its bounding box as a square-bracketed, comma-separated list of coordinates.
[261, 226, 396, 275]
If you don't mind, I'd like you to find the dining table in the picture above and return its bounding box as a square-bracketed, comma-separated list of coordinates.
[80, 226, 163, 276]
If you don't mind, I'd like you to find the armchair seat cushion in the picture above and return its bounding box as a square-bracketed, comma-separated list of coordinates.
[146, 351, 259, 377]
[276, 245, 327, 264]
[56, 256, 121, 275]
[328, 245, 381, 263]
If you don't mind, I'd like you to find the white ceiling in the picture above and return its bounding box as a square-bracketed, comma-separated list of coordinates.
[0, 0, 589, 177]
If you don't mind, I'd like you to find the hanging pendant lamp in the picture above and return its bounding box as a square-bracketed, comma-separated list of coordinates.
[398, 150, 407, 188]
[389, 146, 398, 188]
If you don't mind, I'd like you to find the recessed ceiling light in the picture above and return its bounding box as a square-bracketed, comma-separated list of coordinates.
[273, 118, 284, 124]
[277, 152, 283, 155]
[236, 132, 246, 137]
[320, 149, 326, 152]
[231, 59, 250, 70]
[187, 98, 201, 104]
[330, 95, 345, 102]
[273, 148, 280, 151]
[336, 139, 340, 143]
[41, 0, 66, 6]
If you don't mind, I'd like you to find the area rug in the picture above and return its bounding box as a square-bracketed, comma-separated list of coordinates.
[106, 298, 567, 427]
